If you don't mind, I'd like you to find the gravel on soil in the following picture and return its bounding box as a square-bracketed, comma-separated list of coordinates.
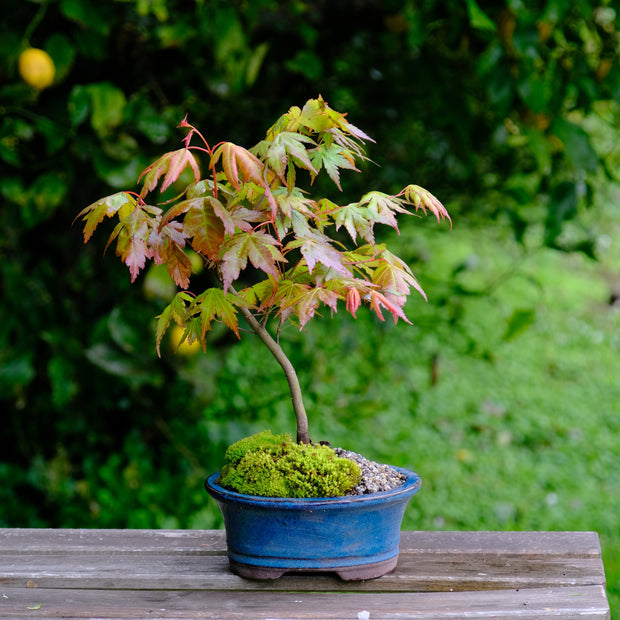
[334, 447, 406, 495]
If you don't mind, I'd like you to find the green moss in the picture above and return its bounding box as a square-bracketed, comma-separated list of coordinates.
[218, 430, 361, 498]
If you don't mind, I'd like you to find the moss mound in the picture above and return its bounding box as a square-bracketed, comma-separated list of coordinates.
[218, 430, 362, 498]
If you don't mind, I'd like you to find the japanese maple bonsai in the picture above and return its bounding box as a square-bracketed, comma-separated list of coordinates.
[78, 96, 450, 579]
[78, 96, 449, 447]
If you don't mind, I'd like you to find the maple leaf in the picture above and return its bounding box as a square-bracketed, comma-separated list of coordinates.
[195, 288, 241, 338]
[254, 131, 317, 182]
[285, 230, 350, 276]
[148, 221, 192, 288]
[295, 286, 340, 328]
[106, 209, 153, 282]
[155, 291, 194, 355]
[309, 142, 358, 190]
[242, 277, 276, 309]
[369, 290, 412, 325]
[345, 287, 361, 318]
[139, 149, 200, 197]
[398, 184, 451, 225]
[181, 198, 225, 262]
[358, 191, 409, 232]
[221, 230, 286, 291]
[77, 192, 136, 242]
[212, 201, 262, 235]
[211, 142, 279, 220]
[371, 250, 427, 305]
[272, 278, 311, 322]
[333, 201, 375, 243]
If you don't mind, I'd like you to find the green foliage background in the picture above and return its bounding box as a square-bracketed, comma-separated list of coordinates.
[1, 0, 619, 612]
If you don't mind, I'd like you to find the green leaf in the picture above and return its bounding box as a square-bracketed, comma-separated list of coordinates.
[256, 131, 317, 182]
[196, 288, 240, 337]
[465, 0, 496, 32]
[285, 230, 350, 276]
[85, 82, 127, 136]
[503, 308, 536, 341]
[77, 192, 136, 242]
[333, 201, 375, 243]
[309, 143, 358, 190]
[155, 292, 194, 354]
[551, 118, 599, 173]
[358, 191, 408, 231]
[545, 181, 578, 245]
[285, 50, 323, 81]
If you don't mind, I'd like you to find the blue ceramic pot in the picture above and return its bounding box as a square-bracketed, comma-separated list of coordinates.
[205, 466, 421, 580]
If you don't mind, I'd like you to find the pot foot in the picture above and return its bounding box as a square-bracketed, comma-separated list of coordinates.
[229, 556, 398, 581]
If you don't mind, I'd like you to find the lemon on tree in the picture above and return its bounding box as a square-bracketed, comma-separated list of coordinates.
[170, 325, 201, 356]
[18, 48, 55, 89]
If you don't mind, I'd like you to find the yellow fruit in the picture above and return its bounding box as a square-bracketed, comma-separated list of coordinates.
[18, 48, 55, 90]
[170, 325, 201, 356]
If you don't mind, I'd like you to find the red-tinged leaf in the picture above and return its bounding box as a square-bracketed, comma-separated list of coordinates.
[196, 288, 240, 338]
[333, 201, 375, 243]
[211, 142, 278, 219]
[373, 249, 428, 301]
[211, 142, 264, 191]
[286, 231, 350, 276]
[109, 209, 152, 282]
[295, 286, 340, 328]
[273, 279, 311, 322]
[358, 191, 409, 232]
[139, 149, 200, 197]
[212, 200, 261, 235]
[221, 230, 285, 291]
[149, 221, 186, 261]
[372, 251, 427, 304]
[148, 221, 191, 288]
[77, 192, 136, 242]
[345, 287, 361, 318]
[369, 291, 412, 325]
[182, 198, 225, 262]
[398, 184, 451, 225]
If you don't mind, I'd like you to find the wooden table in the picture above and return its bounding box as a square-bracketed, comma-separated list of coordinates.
[0, 529, 610, 619]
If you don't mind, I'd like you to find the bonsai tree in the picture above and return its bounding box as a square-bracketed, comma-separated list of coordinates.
[78, 96, 450, 447]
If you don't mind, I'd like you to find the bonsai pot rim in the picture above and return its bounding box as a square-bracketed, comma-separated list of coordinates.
[205, 466, 421, 507]
[205, 466, 421, 580]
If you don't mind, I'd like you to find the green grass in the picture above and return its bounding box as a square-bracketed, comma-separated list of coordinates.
[178, 216, 620, 613]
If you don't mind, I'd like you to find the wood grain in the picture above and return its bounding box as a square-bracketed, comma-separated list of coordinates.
[0, 529, 610, 619]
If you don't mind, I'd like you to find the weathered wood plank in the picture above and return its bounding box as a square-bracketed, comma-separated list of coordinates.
[0, 529, 603, 557]
[0, 530, 606, 593]
[0, 585, 610, 619]
[0, 552, 605, 592]
[0, 529, 227, 555]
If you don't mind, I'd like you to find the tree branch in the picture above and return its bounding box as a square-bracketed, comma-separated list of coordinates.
[238, 306, 310, 444]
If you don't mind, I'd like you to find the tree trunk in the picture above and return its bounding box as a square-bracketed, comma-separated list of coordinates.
[239, 307, 310, 444]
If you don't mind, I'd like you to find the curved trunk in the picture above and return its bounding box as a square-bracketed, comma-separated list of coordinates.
[239, 307, 310, 444]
